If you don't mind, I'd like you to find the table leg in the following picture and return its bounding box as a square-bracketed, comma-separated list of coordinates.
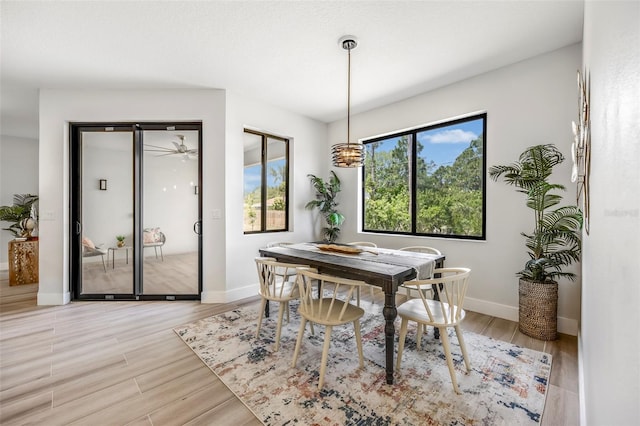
[383, 287, 397, 385]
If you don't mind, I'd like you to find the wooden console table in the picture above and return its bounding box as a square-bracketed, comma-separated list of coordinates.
[8, 239, 39, 286]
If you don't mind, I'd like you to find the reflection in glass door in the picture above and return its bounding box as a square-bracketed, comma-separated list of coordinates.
[79, 129, 135, 296]
[142, 130, 200, 295]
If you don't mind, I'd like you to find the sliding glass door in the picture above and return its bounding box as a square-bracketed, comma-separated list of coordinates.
[141, 129, 200, 296]
[70, 122, 202, 300]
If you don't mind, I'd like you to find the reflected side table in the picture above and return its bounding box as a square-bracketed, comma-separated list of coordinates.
[107, 246, 132, 269]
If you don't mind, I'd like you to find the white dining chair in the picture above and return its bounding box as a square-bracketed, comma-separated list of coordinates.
[291, 267, 366, 390]
[255, 257, 309, 352]
[398, 246, 442, 300]
[346, 241, 379, 301]
[396, 267, 471, 394]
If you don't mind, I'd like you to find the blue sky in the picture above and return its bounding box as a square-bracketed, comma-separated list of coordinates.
[244, 159, 285, 194]
[369, 117, 483, 169]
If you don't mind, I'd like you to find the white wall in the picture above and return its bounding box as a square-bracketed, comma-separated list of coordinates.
[37, 88, 326, 305]
[0, 135, 39, 266]
[218, 91, 327, 303]
[581, 1, 640, 424]
[38, 89, 225, 305]
[328, 44, 582, 334]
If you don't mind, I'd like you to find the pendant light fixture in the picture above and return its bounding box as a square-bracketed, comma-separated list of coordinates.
[331, 35, 365, 168]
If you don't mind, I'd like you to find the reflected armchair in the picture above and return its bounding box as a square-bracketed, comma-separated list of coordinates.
[82, 237, 107, 272]
[143, 228, 166, 261]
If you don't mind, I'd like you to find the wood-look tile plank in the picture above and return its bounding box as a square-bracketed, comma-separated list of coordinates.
[146, 380, 237, 425]
[482, 317, 518, 342]
[541, 384, 579, 426]
[31, 380, 141, 425]
[461, 310, 493, 334]
[68, 369, 218, 425]
[124, 415, 153, 426]
[544, 333, 579, 392]
[0, 390, 52, 425]
[183, 397, 263, 426]
[511, 328, 546, 352]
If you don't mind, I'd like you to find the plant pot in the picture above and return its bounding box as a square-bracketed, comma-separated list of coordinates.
[117, 241, 125, 248]
[518, 278, 558, 341]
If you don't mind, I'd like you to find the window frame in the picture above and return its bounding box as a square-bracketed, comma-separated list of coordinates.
[361, 113, 487, 240]
[243, 128, 290, 234]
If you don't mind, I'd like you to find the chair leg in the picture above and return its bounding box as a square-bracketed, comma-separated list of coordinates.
[274, 302, 287, 352]
[439, 327, 461, 394]
[159, 246, 164, 261]
[285, 301, 290, 323]
[291, 318, 307, 368]
[353, 320, 364, 368]
[101, 255, 107, 273]
[416, 322, 424, 348]
[318, 325, 333, 390]
[396, 318, 409, 370]
[455, 325, 471, 373]
[256, 298, 267, 338]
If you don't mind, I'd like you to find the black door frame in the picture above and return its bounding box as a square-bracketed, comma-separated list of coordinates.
[69, 122, 203, 300]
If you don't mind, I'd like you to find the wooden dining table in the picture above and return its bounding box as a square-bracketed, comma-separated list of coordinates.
[259, 242, 445, 385]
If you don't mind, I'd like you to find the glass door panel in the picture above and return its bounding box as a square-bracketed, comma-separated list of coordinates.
[141, 129, 200, 295]
[80, 131, 134, 296]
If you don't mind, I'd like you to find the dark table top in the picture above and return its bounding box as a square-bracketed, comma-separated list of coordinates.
[259, 242, 445, 293]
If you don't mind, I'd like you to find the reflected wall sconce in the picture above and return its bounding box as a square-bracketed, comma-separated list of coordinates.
[331, 35, 365, 168]
[99, 179, 107, 191]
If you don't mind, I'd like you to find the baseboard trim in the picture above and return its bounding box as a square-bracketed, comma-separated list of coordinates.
[37, 291, 71, 305]
[578, 330, 587, 426]
[464, 296, 578, 336]
[201, 283, 258, 304]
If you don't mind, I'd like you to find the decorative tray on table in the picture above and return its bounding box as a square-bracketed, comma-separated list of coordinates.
[316, 244, 363, 254]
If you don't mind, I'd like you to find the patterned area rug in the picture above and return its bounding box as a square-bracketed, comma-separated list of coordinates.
[174, 302, 551, 425]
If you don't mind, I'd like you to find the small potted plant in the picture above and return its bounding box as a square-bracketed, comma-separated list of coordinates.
[305, 171, 344, 243]
[116, 235, 126, 248]
[489, 144, 582, 340]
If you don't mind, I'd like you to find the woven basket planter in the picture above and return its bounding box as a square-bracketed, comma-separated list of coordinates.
[518, 278, 558, 341]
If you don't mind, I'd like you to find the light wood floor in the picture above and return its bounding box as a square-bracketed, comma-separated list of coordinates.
[0, 275, 579, 425]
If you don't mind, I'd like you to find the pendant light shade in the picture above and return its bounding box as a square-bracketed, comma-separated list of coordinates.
[332, 36, 365, 168]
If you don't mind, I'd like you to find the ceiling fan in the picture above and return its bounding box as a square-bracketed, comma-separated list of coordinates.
[144, 134, 198, 158]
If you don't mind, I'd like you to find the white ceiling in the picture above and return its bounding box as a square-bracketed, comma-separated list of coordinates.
[1, 0, 584, 140]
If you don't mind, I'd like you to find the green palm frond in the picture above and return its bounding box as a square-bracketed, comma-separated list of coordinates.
[491, 144, 582, 283]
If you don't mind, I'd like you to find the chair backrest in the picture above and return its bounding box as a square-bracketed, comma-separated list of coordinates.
[346, 241, 377, 248]
[403, 267, 471, 325]
[399, 245, 442, 255]
[255, 257, 307, 301]
[266, 241, 293, 248]
[295, 267, 366, 324]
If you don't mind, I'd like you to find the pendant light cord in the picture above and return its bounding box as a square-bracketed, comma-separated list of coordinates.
[347, 45, 351, 146]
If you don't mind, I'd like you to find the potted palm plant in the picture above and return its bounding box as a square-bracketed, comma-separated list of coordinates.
[305, 171, 344, 243]
[489, 144, 582, 340]
[0, 194, 39, 238]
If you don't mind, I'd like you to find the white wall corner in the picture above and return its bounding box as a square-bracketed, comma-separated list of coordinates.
[464, 296, 578, 336]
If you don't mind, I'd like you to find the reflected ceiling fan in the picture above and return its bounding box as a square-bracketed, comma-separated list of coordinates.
[144, 134, 198, 159]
